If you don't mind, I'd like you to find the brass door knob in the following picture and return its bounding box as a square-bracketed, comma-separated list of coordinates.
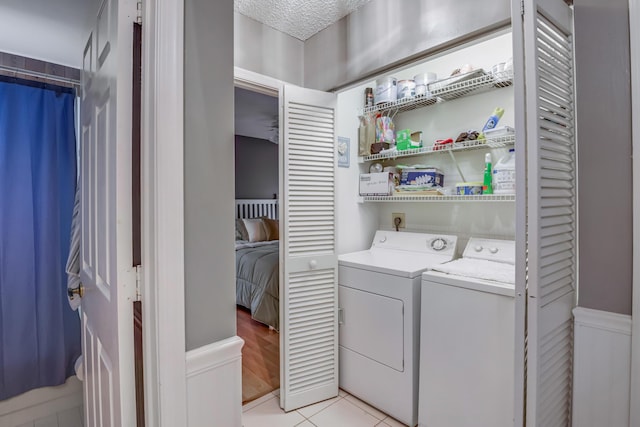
[67, 285, 85, 299]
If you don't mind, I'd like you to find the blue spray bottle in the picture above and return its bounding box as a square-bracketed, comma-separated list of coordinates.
[481, 107, 505, 136]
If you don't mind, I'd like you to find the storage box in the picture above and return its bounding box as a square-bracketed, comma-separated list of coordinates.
[396, 129, 424, 151]
[456, 181, 483, 195]
[400, 168, 444, 187]
[359, 172, 395, 196]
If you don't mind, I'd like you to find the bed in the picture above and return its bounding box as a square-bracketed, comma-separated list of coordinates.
[235, 199, 280, 330]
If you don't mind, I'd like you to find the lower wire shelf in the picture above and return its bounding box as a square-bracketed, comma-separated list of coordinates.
[359, 194, 516, 202]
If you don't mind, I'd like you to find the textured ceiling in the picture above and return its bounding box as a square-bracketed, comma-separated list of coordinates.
[234, 0, 373, 41]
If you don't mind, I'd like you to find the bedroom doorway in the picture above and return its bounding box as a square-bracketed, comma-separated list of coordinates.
[234, 85, 282, 405]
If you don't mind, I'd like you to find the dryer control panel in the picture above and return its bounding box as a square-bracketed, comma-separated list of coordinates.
[370, 230, 458, 258]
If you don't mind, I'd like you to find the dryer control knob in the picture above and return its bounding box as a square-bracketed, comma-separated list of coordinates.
[431, 238, 447, 251]
[489, 247, 499, 254]
[474, 245, 483, 252]
[379, 236, 387, 243]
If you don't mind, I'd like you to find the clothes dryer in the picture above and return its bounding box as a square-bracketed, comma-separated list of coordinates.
[338, 230, 458, 427]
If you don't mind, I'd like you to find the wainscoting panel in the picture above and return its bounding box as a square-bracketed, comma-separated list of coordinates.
[186, 336, 244, 427]
[0, 376, 83, 427]
[573, 307, 631, 427]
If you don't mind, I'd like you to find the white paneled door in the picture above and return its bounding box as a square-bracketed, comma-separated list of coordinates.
[514, 0, 576, 425]
[279, 85, 339, 412]
[79, 0, 137, 425]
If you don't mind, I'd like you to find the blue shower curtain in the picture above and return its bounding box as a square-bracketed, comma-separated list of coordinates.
[0, 76, 80, 400]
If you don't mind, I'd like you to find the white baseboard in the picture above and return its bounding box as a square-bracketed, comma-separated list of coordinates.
[573, 307, 631, 427]
[0, 376, 83, 426]
[186, 336, 244, 427]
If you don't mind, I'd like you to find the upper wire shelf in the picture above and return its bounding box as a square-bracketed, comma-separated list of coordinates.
[359, 69, 514, 117]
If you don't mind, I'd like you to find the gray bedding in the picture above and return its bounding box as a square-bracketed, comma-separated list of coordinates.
[236, 241, 279, 330]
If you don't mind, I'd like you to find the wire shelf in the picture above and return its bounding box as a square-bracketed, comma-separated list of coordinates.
[429, 70, 513, 101]
[358, 69, 514, 117]
[360, 134, 515, 163]
[360, 194, 516, 203]
[362, 93, 438, 115]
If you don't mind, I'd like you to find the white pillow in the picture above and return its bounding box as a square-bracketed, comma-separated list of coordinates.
[242, 218, 267, 243]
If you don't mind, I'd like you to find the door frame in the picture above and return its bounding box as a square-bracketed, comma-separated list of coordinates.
[235, 67, 282, 96]
[140, 0, 187, 425]
[629, 0, 640, 423]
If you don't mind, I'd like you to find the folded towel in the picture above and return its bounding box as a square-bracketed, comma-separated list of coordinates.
[431, 259, 515, 284]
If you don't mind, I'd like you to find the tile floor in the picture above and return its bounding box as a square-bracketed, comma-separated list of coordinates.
[242, 389, 408, 427]
[14, 405, 83, 427]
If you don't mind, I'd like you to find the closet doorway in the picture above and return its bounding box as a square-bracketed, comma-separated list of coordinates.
[233, 83, 281, 405]
[234, 68, 340, 413]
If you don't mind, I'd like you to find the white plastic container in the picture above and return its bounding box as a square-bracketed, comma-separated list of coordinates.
[397, 80, 416, 99]
[375, 76, 397, 104]
[414, 72, 437, 97]
[493, 149, 516, 194]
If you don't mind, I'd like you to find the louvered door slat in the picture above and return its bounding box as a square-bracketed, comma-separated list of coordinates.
[281, 85, 338, 411]
[538, 60, 572, 84]
[539, 99, 571, 118]
[518, 1, 576, 425]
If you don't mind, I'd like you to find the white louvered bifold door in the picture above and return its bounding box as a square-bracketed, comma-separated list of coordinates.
[279, 85, 338, 412]
[515, 0, 576, 426]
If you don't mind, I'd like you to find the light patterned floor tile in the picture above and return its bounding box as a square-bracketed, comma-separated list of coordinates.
[57, 406, 84, 427]
[378, 416, 408, 427]
[243, 392, 278, 413]
[33, 415, 58, 427]
[272, 388, 281, 397]
[376, 422, 392, 427]
[343, 394, 387, 420]
[242, 396, 306, 427]
[296, 395, 342, 419]
[338, 388, 348, 397]
[308, 399, 380, 427]
[295, 421, 317, 427]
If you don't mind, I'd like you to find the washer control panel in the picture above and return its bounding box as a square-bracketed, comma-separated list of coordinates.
[463, 237, 515, 264]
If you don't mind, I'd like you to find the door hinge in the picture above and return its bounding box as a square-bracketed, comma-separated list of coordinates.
[136, 0, 142, 24]
[135, 265, 142, 301]
[520, 0, 525, 16]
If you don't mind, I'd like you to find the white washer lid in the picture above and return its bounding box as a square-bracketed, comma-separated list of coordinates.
[422, 268, 515, 297]
[339, 248, 454, 278]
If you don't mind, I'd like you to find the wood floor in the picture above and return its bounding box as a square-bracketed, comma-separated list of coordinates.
[237, 307, 280, 404]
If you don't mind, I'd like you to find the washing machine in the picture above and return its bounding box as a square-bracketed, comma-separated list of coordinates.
[338, 230, 458, 427]
[418, 237, 516, 427]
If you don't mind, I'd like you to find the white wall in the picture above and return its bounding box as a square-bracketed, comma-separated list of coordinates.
[0, 0, 92, 68]
[335, 32, 515, 254]
[186, 337, 243, 427]
[572, 308, 632, 427]
[235, 12, 304, 86]
[336, 90, 379, 255]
